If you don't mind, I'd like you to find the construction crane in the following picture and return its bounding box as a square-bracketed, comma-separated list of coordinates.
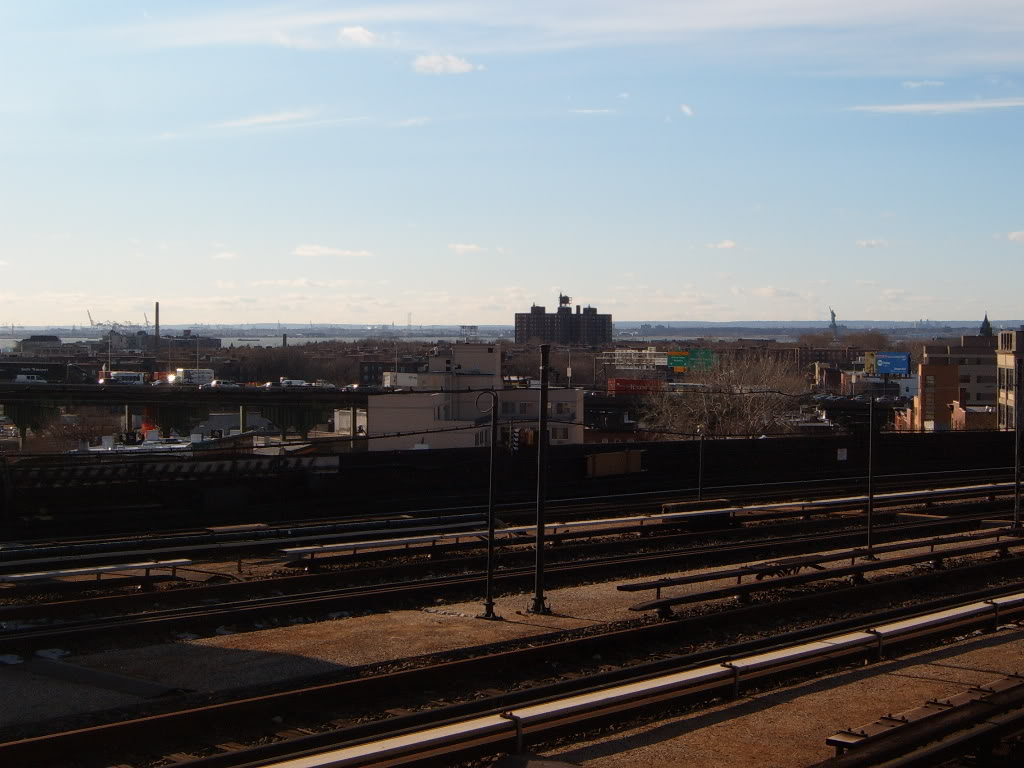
[87, 310, 95, 327]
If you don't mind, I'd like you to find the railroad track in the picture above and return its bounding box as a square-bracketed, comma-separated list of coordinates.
[0, 479, 1013, 577]
[3, 464, 1013, 550]
[4, 561, 1024, 768]
[0, 509, 1016, 655]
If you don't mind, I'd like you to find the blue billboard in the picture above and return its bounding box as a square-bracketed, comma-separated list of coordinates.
[875, 353, 911, 375]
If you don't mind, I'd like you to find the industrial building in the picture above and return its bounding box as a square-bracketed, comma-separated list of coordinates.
[515, 294, 612, 345]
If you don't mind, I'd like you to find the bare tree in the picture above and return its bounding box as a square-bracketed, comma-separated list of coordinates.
[642, 352, 807, 438]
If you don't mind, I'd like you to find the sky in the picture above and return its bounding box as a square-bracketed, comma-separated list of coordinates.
[1, 1, 1023, 328]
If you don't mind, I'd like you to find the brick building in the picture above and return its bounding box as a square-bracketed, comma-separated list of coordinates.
[515, 294, 612, 345]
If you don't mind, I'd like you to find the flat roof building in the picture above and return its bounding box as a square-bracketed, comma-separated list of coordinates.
[515, 294, 612, 346]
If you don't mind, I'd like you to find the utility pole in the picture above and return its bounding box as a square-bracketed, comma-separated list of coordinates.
[1015, 357, 1022, 530]
[477, 390, 501, 620]
[865, 396, 877, 558]
[529, 344, 552, 614]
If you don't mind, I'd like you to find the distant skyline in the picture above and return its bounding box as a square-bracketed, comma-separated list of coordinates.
[2, 2, 1023, 326]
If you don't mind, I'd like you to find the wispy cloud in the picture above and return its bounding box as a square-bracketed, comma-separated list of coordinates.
[212, 251, 239, 260]
[617, 92, 630, 100]
[0, 260, 8, 267]
[902, 80, 944, 88]
[569, 108, 615, 115]
[215, 110, 319, 129]
[679, 103, 695, 117]
[751, 285, 799, 298]
[339, 26, 378, 46]
[412, 54, 479, 75]
[292, 244, 372, 257]
[855, 239, 887, 248]
[707, 239, 737, 249]
[1009, 232, 1024, 243]
[393, 116, 431, 127]
[850, 97, 1024, 114]
[251, 278, 353, 288]
[448, 243, 485, 255]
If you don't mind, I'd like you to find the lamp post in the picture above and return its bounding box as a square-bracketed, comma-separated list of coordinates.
[529, 344, 552, 614]
[476, 390, 502, 620]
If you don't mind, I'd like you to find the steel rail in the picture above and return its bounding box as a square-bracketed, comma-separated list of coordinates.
[5, 572, 1024, 768]
[0, 505, 1010, 636]
[0, 501, 1007, 626]
[163, 588, 1024, 768]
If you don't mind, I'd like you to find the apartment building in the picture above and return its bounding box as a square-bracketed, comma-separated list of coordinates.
[997, 330, 1024, 430]
[515, 294, 612, 345]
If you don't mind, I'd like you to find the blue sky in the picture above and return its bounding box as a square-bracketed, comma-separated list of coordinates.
[1, 1, 1023, 327]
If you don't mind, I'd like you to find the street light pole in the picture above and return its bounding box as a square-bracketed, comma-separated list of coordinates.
[529, 344, 552, 614]
[476, 390, 502, 620]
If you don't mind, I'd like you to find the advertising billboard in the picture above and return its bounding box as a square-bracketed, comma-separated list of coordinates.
[875, 353, 911, 376]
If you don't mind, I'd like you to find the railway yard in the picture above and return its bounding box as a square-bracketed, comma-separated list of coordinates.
[2, 467, 1024, 767]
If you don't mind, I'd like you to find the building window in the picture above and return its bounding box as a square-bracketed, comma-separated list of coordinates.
[519, 402, 529, 415]
[550, 426, 569, 440]
[959, 375, 971, 384]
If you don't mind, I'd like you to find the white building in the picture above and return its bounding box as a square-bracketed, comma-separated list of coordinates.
[363, 343, 583, 451]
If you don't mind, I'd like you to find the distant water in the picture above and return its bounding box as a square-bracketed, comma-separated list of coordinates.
[0, 335, 488, 352]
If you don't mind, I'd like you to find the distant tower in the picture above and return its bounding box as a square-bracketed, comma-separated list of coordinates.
[980, 313, 994, 337]
[828, 307, 839, 342]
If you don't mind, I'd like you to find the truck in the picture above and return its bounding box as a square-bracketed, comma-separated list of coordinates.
[168, 368, 215, 386]
[14, 374, 47, 384]
[98, 371, 147, 385]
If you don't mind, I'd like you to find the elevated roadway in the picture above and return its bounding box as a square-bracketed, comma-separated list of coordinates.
[0, 383, 368, 408]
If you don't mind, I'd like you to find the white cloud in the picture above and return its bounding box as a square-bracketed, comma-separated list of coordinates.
[856, 279, 879, 286]
[393, 116, 431, 127]
[0, 260, 8, 267]
[707, 239, 737, 249]
[413, 54, 478, 75]
[215, 110, 319, 129]
[339, 26, 378, 46]
[855, 239, 888, 248]
[1008, 232, 1024, 242]
[617, 92, 630, 100]
[212, 251, 239, 260]
[292, 244, 372, 257]
[569, 108, 615, 114]
[902, 80, 944, 88]
[850, 97, 1024, 114]
[679, 103, 695, 117]
[448, 243, 485, 255]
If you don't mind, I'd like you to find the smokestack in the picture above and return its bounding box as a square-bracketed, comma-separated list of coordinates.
[282, 333, 288, 348]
